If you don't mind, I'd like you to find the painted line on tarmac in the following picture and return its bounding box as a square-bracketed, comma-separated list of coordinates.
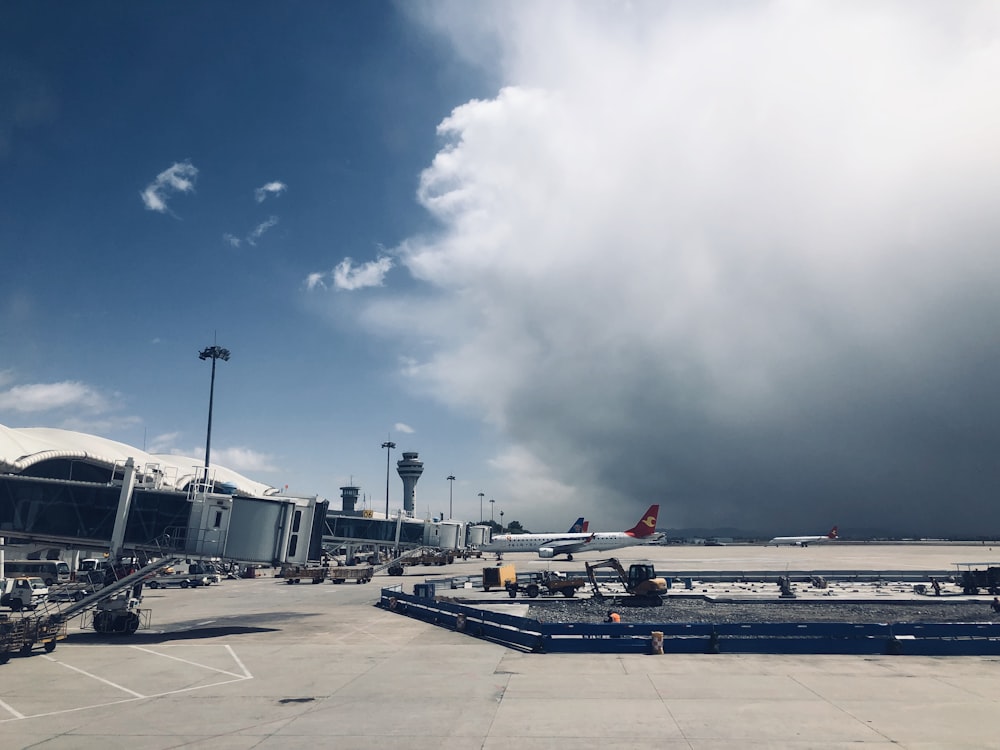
[130, 645, 252, 680]
[0, 647, 253, 723]
[43, 654, 146, 698]
[0, 697, 25, 720]
[225, 644, 253, 679]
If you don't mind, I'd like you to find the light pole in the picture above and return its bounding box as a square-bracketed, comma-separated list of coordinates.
[446, 475, 455, 519]
[478, 492, 484, 523]
[382, 441, 396, 518]
[198, 344, 230, 477]
[500, 510, 504, 533]
[490, 497, 495, 524]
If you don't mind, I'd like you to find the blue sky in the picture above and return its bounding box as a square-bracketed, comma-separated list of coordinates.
[3, 2, 1000, 536]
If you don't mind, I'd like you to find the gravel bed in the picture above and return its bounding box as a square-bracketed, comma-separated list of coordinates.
[526, 597, 999, 624]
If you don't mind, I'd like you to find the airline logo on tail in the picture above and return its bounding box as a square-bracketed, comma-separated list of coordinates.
[625, 504, 660, 538]
[827, 526, 839, 539]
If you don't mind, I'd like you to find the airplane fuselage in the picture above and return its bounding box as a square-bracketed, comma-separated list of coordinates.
[767, 535, 830, 547]
[481, 531, 657, 558]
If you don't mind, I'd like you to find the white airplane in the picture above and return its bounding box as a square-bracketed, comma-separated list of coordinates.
[766, 526, 838, 547]
[482, 505, 662, 560]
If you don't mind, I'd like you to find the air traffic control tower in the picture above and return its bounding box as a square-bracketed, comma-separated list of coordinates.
[396, 452, 423, 515]
[340, 485, 360, 513]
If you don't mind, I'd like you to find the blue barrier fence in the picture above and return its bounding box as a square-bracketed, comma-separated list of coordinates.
[379, 588, 1000, 655]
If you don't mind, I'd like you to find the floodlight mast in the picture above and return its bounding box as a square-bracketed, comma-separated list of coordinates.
[382, 441, 396, 518]
[446, 475, 456, 519]
[199, 345, 230, 477]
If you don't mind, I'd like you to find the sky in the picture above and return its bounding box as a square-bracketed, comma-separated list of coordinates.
[2, 1, 999, 538]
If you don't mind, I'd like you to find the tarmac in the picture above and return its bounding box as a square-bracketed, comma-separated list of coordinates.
[1, 543, 999, 749]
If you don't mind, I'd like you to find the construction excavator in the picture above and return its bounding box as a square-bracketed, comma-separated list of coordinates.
[584, 557, 668, 606]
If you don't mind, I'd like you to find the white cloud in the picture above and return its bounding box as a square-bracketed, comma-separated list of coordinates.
[393, 423, 415, 434]
[146, 431, 182, 454]
[141, 161, 198, 213]
[305, 272, 326, 290]
[246, 216, 279, 246]
[308, 256, 394, 291]
[60, 414, 141, 435]
[162, 444, 279, 473]
[223, 233, 241, 247]
[255, 181, 287, 202]
[208, 446, 280, 473]
[351, 2, 1000, 534]
[0, 381, 111, 414]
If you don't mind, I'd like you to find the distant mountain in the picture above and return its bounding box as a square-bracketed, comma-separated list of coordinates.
[663, 526, 995, 542]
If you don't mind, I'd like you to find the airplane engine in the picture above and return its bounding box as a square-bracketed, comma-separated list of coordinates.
[538, 548, 556, 559]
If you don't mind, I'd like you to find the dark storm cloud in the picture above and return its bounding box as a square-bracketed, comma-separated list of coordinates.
[363, 2, 1000, 534]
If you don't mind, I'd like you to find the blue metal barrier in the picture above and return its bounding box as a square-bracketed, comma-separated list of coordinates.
[378, 589, 1000, 655]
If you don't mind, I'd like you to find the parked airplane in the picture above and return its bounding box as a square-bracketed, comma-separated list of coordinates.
[483, 505, 661, 560]
[766, 526, 838, 547]
[567, 517, 587, 533]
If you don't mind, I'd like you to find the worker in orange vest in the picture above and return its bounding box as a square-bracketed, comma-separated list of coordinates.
[605, 610, 621, 623]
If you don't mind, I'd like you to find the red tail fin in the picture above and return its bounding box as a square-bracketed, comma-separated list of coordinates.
[625, 505, 659, 537]
[582, 521, 589, 532]
[828, 526, 838, 539]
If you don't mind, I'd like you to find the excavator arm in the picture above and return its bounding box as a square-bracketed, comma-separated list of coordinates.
[584, 557, 629, 597]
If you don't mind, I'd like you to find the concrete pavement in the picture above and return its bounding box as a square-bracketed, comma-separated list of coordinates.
[0, 544, 998, 749]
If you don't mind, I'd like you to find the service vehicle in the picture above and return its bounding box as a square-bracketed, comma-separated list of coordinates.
[2, 559, 70, 586]
[144, 573, 210, 589]
[1, 614, 66, 663]
[506, 570, 586, 598]
[280, 564, 328, 584]
[482, 563, 516, 591]
[1, 577, 49, 611]
[327, 565, 374, 584]
[77, 558, 104, 573]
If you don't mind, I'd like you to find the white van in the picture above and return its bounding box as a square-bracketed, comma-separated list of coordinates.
[78, 559, 104, 573]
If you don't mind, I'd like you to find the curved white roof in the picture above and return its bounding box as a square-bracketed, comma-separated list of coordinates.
[0, 423, 277, 497]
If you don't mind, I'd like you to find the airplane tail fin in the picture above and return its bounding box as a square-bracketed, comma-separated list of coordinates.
[567, 517, 586, 534]
[828, 526, 839, 539]
[582, 521, 589, 533]
[625, 505, 660, 537]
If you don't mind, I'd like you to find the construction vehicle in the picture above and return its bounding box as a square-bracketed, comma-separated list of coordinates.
[1, 577, 49, 611]
[584, 558, 668, 605]
[482, 563, 517, 592]
[506, 570, 586, 599]
[280, 563, 328, 584]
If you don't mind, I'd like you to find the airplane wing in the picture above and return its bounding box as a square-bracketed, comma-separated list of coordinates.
[537, 534, 595, 558]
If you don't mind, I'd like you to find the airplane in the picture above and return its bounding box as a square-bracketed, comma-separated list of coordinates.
[766, 526, 838, 547]
[567, 517, 587, 533]
[482, 505, 661, 560]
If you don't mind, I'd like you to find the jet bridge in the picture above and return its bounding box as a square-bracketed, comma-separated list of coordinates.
[0, 458, 328, 567]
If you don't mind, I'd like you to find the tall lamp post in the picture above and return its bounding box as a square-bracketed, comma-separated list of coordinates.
[490, 497, 495, 525]
[198, 344, 230, 478]
[500, 510, 504, 533]
[446, 475, 455, 519]
[478, 492, 484, 523]
[381, 441, 396, 518]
